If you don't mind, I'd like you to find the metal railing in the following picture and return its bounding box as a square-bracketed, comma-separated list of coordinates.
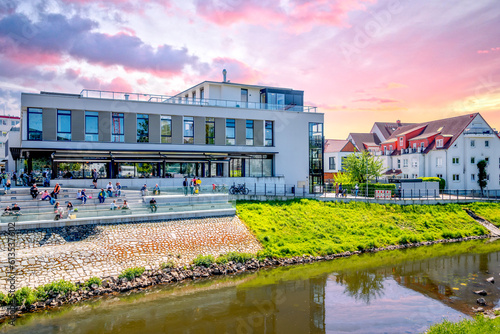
[80, 89, 317, 113]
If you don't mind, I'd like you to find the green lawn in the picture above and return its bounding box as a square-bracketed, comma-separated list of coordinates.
[467, 202, 500, 227]
[425, 315, 500, 334]
[236, 200, 489, 258]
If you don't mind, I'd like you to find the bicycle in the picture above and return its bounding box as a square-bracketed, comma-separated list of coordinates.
[229, 183, 249, 195]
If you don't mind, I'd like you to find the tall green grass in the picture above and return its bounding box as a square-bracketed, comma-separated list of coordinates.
[237, 200, 489, 258]
[468, 202, 500, 227]
[426, 315, 500, 333]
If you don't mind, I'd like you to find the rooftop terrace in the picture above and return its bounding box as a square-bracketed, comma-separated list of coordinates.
[79, 89, 318, 113]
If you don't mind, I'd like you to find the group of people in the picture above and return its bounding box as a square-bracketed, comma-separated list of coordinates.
[29, 183, 61, 204]
[182, 177, 202, 196]
[2, 203, 21, 216]
[140, 183, 160, 196]
[53, 201, 75, 220]
[334, 182, 348, 198]
[109, 199, 129, 210]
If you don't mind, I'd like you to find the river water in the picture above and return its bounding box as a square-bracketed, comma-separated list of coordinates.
[2, 239, 500, 334]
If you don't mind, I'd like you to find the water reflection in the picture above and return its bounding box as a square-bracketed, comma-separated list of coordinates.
[2, 239, 500, 334]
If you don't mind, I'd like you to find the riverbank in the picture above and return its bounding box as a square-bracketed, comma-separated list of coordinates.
[0, 234, 492, 323]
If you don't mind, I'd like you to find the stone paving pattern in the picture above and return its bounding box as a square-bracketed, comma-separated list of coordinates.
[0, 216, 261, 293]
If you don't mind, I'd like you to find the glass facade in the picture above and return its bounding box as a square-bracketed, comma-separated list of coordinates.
[244, 155, 273, 177]
[112, 113, 124, 142]
[246, 120, 254, 146]
[85, 111, 99, 141]
[161, 116, 172, 143]
[184, 116, 194, 144]
[27, 108, 43, 140]
[137, 114, 149, 142]
[226, 119, 235, 145]
[57, 110, 71, 141]
[309, 122, 324, 193]
[206, 117, 215, 144]
[265, 121, 273, 146]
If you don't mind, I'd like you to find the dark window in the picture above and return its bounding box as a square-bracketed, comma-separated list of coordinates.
[27, 108, 43, 140]
[184, 116, 194, 144]
[309, 122, 324, 193]
[161, 116, 172, 143]
[137, 114, 149, 142]
[243, 155, 273, 177]
[246, 120, 254, 145]
[206, 117, 215, 144]
[85, 111, 98, 141]
[265, 121, 273, 146]
[226, 119, 235, 145]
[329, 157, 336, 170]
[57, 110, 71, 141]
[112, 112, 124, 142]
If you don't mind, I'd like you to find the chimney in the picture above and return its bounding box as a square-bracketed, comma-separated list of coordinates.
[396, 120, 401, 126]
[222, 69, 227, 83]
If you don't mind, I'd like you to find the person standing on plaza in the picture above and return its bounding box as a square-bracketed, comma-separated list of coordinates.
[190, 177, 195, 195]
[92, 169, 98, 189]
[183, 177, 188, 196]
[355, 184, 359, 197]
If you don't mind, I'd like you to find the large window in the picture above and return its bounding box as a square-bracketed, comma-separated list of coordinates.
[265, 121, 273, 146]
[452, 157, 459, 164]
[184, 116, 194, 144]
[246, 120, 254, 145]
[112, 112, 124, 142]
[309, 122, 324, 193]
[226, 119, 235, 145]
[57, 109, 71, 141]
[27, 108, 43, 140]
[206, 117, 215, 144]
[161, 116, 172, 143]
[137, 114, 149, 142]
[244, 155, 273, 177]
[85, 111, 98, 141]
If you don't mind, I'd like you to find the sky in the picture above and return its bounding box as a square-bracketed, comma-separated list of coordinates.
[0, 0, 499, 139]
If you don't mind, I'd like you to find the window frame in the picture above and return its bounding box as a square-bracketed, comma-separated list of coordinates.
[265, 120, 273, 146]
[57, 109, 72, 141]
[111, 112, 125, 142]
[27, 108, 43, 141]
[161, 116, 172, 144]
[184, 116, 194, 144]
[85, 111, 99, 142]
[226, 119, 235, 145]
[136, 114, 149, 143]
[205, 117, 215, 144]
[246, 120, 254, 146]
[329, 157, 336, 170]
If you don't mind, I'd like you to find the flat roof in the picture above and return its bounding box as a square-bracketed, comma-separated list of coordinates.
[174, 80, 298, 97]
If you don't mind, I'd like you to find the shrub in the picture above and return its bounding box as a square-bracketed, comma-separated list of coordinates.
[0, 292, 12, 306]
[160, 261, 175, 269]
[85, 277, 102, 288]
[118, 267, 145, 281]
[193, 255, 215, 267]
[419, 177, 446, 190]
[36, 280, 77, 300]
[216, 252, 254, 264]
[14, 287, 37, 306]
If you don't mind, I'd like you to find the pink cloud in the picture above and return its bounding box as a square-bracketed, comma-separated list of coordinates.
[194, 0, 374, 31]
[207, 57, 262, 83]
[353, 97, 399, 104]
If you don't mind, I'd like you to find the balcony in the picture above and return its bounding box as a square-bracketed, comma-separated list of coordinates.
[464, 128, 496, 137]
[80, 89, 317, 113]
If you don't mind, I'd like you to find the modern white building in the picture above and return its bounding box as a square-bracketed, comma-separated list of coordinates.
[11, 75, 324, 191]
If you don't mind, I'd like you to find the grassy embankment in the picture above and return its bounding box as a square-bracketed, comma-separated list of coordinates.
[467, 202, 500, 227]
[237, 200, 493, 258]
[426, 315, 500, 333]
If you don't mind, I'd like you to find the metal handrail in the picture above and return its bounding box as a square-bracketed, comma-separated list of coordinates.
[80, 89, 317, 113]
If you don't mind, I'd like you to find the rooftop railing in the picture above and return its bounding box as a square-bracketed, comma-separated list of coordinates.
[80, 89, 318, 113]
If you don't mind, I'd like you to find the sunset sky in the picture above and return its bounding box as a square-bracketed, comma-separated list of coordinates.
[0, 0, 499, 139]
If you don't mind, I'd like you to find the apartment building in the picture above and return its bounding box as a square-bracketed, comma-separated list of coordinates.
[12, 76, 324, 191]
[0, 115, 20, 170]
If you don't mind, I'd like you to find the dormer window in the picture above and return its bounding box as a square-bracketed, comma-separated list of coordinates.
[436, 139, 443, 148]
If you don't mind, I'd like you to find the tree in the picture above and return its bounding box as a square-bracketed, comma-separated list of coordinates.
[477, 160, 488, 194]
[343, 151, 384, 184]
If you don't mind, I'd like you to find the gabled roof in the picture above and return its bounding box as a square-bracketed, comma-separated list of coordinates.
[348, 133, 381, 151]
[373, 122, 416, 140]
[386, 113, 479, 150]
[324, 139, 357, 153]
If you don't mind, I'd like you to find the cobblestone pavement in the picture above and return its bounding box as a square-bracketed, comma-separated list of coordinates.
[0, 216, 261, 292]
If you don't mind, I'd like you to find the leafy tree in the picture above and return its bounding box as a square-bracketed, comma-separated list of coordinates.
[343, 151, 384, 183]
[477, 160, 488, 194]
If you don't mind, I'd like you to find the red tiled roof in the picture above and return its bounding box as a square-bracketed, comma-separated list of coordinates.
[324, 139, 349, 153]
[373, 122, 416, 140]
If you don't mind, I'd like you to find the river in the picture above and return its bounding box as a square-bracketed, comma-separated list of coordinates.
[2, 239, 500, 334]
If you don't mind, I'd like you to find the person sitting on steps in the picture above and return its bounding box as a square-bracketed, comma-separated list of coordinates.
[153, 184, 160, 195]
[30, 184, 39, 199]
[149, 198, 157, 213]
[51, 183, 61, 199]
